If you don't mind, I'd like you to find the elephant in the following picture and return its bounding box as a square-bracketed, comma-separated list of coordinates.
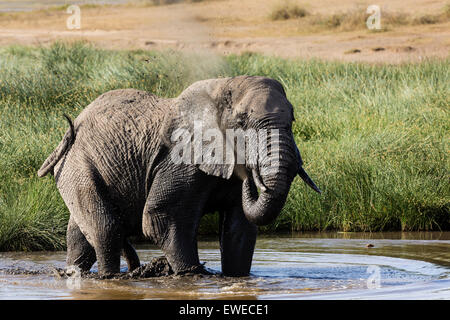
[38, 75, 320, 278]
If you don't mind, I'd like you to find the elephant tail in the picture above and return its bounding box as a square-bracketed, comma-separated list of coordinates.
[37, 114, 76, 178]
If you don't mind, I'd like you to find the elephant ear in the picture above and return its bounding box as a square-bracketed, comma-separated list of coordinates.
[160, 78, 236, 179]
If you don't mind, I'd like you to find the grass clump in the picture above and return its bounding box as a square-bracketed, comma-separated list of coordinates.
[134, 0, 207, 6]
[0, 42, 448, 250]
[270, 1, 309, 21]
[294, 4, 450, 33]
[445, 2, 450, 18]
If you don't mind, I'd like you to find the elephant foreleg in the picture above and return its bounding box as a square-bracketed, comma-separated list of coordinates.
[142, 167, 213, 275]
[219, 206, 257, 276]
[143, 208, 202, 274]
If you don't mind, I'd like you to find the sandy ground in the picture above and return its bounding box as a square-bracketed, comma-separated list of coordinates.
[0, 0, 449, 63]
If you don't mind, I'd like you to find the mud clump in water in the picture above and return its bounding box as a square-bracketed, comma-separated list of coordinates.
[53, 256, 175, 280]
[1, 256, 214, 280]
[126, 256, 174, 279]
[0, 267, 50, 276]
[125, 257, 212, 279]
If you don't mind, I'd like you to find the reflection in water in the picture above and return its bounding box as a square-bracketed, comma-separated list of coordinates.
[0, 232, 449, 299]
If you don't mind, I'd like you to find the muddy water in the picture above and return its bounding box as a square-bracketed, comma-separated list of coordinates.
[0, 232, 449, 300]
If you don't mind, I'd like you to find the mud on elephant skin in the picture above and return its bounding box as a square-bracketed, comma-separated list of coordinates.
[38, 76, 320, 278]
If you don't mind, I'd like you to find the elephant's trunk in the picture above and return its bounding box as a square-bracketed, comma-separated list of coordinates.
[241, 130, 296, 226]
[242, 176, 291, 226]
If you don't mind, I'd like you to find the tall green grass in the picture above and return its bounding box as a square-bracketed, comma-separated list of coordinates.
[0, 43, 448, 250]
[230, 53, 449, 232]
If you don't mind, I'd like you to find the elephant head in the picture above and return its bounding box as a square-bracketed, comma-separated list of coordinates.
[162, 76, 320, 226]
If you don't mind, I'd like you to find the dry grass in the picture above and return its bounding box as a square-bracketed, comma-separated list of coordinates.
[304, 6, 450, 32]
[444, 2, 450, 17]
[134, 0, 208, 5]
[270, 1, 309, 21]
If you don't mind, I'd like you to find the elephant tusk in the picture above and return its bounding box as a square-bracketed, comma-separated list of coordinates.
[298, 167, 321, 194]
[252, 169, 267, 193]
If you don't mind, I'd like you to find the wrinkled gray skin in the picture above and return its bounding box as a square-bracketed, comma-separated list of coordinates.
[38, 76, 320, 277]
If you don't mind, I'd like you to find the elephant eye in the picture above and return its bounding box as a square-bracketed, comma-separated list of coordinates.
[223, 90, 232, 109]
[236, 113, 247, 126]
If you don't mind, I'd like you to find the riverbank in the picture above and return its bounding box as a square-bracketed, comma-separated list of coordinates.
[0, 43, 448, 251]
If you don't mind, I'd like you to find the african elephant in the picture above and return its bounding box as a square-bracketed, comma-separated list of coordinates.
[38, 76, 320, 277]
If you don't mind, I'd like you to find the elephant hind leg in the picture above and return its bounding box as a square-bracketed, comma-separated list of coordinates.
[66, 217, 96, 272]
[122, 239, 140, 272]
[70, 173, 123, 278]
[68, 216, 140, 273]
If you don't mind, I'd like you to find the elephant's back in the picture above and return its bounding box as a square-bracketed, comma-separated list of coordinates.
[73, 88, 166, 153]
[76, 88, 161, 124]
[65, 89, 169, 212]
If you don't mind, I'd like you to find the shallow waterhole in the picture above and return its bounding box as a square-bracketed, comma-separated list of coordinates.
[0, 232, 449, 299]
